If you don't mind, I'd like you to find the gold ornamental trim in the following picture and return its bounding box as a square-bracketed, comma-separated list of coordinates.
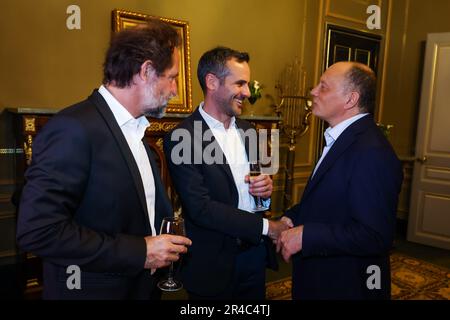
[147, 122, 178, 133]
[24, 135, 33, 165]
[24, 117, 36, 133]
[112, 9, 193, 114]
[155, 138, 164, 151]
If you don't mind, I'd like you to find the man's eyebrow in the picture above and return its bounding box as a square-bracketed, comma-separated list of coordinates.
[166, 71, 178, 78]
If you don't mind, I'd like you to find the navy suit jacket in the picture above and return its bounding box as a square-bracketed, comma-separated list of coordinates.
[16, 90, 172, 299]
[285, 115, 403, 300]
[163, 108, 277, 296]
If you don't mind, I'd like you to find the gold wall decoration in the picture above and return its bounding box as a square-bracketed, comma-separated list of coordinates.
[155, 138, 164, 151]
[112, 9, 193, 114]
[273, 58, 312, 211]
[24, 117, 36, 133]
[325, 0, 383, 26]
[24, 134, 33, 165]
[147, 122, 179, 133]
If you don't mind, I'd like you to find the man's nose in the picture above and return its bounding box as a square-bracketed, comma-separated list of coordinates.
[310, 85, 319, 97]
[242, 84, 251, 98]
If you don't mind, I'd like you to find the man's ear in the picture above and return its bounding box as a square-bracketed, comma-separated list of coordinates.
[344, 91, 360, 110]
[205, 73, 219, 92]
[139, 60, 153, 82]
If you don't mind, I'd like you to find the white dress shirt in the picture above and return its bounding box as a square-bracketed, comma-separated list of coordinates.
[312, 113, 369, 178]
[98, 85, 157, 236]
[199, 103, 269, 235]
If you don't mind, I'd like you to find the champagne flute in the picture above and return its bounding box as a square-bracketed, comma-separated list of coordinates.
[249, 161, 269, 212]
[157, 216, 186, 291]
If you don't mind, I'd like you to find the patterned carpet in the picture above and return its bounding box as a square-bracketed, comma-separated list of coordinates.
[266, 253, 450, 300]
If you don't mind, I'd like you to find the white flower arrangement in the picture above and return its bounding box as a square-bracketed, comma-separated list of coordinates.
[248, 80, 262, 105]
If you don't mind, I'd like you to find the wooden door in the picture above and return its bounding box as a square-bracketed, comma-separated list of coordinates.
[407, 32, 450, 250]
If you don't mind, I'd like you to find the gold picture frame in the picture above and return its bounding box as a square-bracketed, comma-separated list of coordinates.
[112, 9, 193, 114]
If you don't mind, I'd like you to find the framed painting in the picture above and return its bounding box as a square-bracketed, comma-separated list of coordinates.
[112, 9, 193, 114]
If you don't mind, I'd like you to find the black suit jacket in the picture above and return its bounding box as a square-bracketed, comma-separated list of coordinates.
[16, 90, 172, 299]
[285, 115, 403, 300]
[163, 107, 277, 296]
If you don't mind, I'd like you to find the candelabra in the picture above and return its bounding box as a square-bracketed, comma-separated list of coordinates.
[273, 59, 312, 211]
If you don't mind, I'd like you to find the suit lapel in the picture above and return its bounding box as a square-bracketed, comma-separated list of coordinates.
[142, 140, 172, 233]
[192, 109, 236, 188]
[302, 134, 356, 199]
[302, 115, 373, 200]
[89, 90, 150, 229]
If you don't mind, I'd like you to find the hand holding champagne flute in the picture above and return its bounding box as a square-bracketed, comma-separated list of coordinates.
[157, 216, 187, 291]
[249, 161, 270, 212]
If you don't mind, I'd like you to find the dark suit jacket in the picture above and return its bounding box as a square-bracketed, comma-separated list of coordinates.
[285, 115, 403, 300]
[163, 107, 277, 296]
[16, 90, 172, 299]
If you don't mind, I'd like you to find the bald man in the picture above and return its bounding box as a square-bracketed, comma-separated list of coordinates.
[277, 62, 403, 300]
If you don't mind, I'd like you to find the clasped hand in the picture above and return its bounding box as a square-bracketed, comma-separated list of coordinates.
[276, 225, 304, 263]
[267, 216, 293, 241]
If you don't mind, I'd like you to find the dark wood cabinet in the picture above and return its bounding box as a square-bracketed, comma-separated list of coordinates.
[7, 107, 279, 298]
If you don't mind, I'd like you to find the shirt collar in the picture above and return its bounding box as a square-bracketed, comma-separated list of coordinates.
[325, 113, 369, 146]
[98, 85, 149, 136]
[199, 102, 236, 130]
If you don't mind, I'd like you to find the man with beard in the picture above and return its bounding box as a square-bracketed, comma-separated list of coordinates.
[16, 20, 191, 300]
[163, 47, 291, 299]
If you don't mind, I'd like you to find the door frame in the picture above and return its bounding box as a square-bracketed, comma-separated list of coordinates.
[315, 24, 382, 161]
[406, 32, 450, 250]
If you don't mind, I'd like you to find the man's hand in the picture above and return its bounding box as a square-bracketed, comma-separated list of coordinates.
[246, 174, 273, 198]
[277, 225, 303, 263]
[144, 234, 192, 269]
[267, 217, 293, 241]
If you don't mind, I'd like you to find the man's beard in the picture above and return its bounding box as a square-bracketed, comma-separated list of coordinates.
[216, 93, 243, 118]
[142, 76, 173, 119]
